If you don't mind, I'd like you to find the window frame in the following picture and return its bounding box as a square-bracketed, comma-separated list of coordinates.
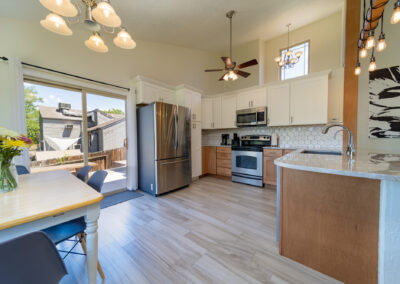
[279, 40, 310, 81]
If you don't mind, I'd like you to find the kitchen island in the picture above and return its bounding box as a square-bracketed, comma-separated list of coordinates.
[275, 150, 400, 284]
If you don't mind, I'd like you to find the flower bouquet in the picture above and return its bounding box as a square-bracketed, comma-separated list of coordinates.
[0, 127, 32, 192]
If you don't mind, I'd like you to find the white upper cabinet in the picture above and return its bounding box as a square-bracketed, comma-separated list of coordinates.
[221, 95, 237, 129]
[290, 75, 328, 125]
[268, 84, 291, 126]
[201, 98, 213, 129]
[134, 76, 176, 105]
[212, 97, 222, 129]
[176, 87, 202, 122]
[237, 88, 267, 110]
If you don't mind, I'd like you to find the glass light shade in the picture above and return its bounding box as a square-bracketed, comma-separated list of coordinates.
[40, 13, 73, 36]
[85, 33, 108, 53]
[285, 50, 293, 57]
[274, 56, 281, 63]
[227, 71, 238, 81]
[290, 58, 297, 64]
[369, 58, 376, 72]
[359, 46, 368, 58]
[377, 37, 387, 52]
[295, 51, 303, 58]
[278, 61, 284, 67]
[39, 0, 78, 17]
[366, 34, 375, 49]
[223, 73, 229, 81]
[354, 62, 361, 76]
[113, 29, 136, 49]
[92, 1, 121, 28]
[391, 6, 400, 24]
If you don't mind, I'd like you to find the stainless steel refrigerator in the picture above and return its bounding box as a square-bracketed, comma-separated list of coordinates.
[137, 102, 191, 196]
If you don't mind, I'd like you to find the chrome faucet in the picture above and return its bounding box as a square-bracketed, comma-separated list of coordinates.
[321, 123, 355, 160]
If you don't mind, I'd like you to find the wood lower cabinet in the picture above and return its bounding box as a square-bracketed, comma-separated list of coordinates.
[263, 149, 283, 186]
[216, 147, 231, 177]
[202, 146, 216, 175]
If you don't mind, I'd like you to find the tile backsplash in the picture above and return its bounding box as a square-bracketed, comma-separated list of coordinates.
[202, 125, 343, 149]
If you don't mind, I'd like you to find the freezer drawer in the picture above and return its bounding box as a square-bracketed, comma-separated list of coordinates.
[156, 158, 191, 195]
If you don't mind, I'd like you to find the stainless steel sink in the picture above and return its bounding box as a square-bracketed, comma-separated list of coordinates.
[301, 150, 342, 156]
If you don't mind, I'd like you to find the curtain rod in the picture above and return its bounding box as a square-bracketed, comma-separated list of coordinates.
[0, 56, 130, 91]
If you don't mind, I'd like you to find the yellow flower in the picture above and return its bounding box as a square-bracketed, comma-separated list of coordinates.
[1, 139, 28, 149]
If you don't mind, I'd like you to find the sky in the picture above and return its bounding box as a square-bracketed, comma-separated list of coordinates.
[24, 82, 125, 112]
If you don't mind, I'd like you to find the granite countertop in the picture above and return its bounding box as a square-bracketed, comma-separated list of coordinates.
[275, 149, 400, 181]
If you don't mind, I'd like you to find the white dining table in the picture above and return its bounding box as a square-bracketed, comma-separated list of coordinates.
[0, 170, 103, 284]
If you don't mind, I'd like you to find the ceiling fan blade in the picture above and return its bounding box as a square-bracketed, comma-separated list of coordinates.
[235, 70, 251, 78]
[205, 69, 224, 72]
[219, 73, 228, 81]
[221, 57, 232, 67]
[238, 59, 258, 69]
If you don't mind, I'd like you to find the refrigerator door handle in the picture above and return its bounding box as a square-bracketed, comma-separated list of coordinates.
[174, 108, 178, 150]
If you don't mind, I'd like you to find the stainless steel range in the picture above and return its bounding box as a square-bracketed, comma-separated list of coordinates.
[231, 135, 271, 187]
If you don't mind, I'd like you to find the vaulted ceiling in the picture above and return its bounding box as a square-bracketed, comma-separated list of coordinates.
[1, 0, 344, 51]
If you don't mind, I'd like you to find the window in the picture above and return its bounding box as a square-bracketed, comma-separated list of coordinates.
[280, 41, 309, 80]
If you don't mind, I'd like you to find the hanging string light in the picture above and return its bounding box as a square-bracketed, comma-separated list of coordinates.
[355, 0, 397, 75]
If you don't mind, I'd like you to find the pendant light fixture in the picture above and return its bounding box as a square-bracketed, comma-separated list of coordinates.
[92, 0, 121, 28]
[39, 0, 78, 17]
[113, 28, 136, 49]
[39, 0, 135, 53]
[85, 32, 109, 53]
[391, 0, 400, 24]
[275, 24, 303, 69]
[355, 0, 398, 75]
[40, 13, 73, 36]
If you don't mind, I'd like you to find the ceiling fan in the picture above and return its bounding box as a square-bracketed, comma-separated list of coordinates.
[205, 10, 258, 81]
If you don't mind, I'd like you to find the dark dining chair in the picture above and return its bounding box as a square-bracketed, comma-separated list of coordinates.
[0, 232, 67, 284]
[16, 165, 29, 175]
[76, 165, 92, 182]
[42, 170, 108, 279]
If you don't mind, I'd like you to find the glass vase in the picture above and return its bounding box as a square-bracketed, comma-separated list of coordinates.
[0, 161, 18, 193]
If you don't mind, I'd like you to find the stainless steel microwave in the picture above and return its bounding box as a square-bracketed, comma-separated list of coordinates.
[236, 107, 267, 127]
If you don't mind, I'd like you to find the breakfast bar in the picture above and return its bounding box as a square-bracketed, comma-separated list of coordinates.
[275, 150, 400, 284]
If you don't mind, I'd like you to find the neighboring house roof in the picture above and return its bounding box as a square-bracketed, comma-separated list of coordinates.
[88, 117, 125, 132]
[39, 106, 83, 121]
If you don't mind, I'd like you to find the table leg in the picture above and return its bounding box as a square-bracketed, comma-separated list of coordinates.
[85, 204, 100, 284]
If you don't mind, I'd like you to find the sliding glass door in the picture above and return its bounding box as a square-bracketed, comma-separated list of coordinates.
[24, 81, 127, 194]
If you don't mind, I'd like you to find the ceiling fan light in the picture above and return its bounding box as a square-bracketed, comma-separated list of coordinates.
[85, 32, 109, 53]
[92, 0, 121, 28]
[40, 13, 73, 36]
[39, 0, 78, 17]
[295, 51, 303, 58]
[274, 56, 281, 63]
[113, 28, 136, 49]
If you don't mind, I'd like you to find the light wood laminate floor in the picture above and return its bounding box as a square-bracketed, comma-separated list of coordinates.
[60, 176, 342, 284]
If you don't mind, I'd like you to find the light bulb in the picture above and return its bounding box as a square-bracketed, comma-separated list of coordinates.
[274, 56, 281, 63]
[39, 0, 78, 17]
[369, 56, 376, 72]
[391, 2, 400, 24]
[85, 32, 108, 53]
[295, 51, 303, 58]
[359, 45, 368, 58]
[377, 34, 387, 52]
[113, 28, 136, 49]
[366, 31, 375, 49]
[92, 0, 121, 28]
[40, 13, 73, 36]
[354, 62, 361, 76]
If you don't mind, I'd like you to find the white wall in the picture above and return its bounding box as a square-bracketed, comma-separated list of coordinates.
[357, 5, 400, 154]
[263, 11, 344, 83]
[0, 16, 220, 95]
